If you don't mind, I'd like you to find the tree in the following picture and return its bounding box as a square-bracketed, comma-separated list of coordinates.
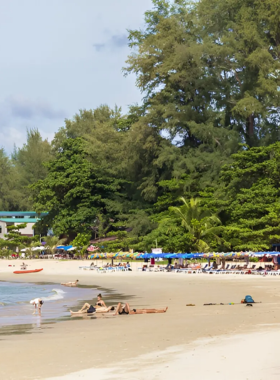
[31, 138, 123, 237]
[12, 129, 52, 209]
[196, 0, 280, 146]
[125, 0, 241, 196]
[169, 197, 222, 251]
[218, 142, 280, 250]
[71, 233, 91, 256]
[24, 241, 42, 259]
[0, 223, 39, 251]
[43, 236, 66, 256]
[0, 149, 22, 210]
[134, 217, 195, 253]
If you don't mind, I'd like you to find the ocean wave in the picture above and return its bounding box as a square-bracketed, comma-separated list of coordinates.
[41, 288, 65, 302]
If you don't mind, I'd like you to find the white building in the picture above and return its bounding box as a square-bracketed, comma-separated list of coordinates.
[0, 212, 47, 239]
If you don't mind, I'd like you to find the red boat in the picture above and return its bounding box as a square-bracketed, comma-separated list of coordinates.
[13, 269, 43, 274]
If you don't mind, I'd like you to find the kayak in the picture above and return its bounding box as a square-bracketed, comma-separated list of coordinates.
[13, 269, 43, 274]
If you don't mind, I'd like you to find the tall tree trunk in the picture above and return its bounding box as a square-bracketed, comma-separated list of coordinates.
[246, 114, 254, 146]
[246, 114, 254, 137]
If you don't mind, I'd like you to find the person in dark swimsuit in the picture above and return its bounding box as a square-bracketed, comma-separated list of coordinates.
[95, 294, 106, 308]
[70, 294, 114, 315]
[114, 303, 168, 315]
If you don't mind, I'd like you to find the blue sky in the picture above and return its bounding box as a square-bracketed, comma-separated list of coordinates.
[0, 0, 153, 152]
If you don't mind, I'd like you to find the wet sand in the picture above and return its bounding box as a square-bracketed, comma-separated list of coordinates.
[0, 260, 280, 379]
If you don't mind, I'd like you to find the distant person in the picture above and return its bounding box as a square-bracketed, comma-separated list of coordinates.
[61, 280, 79, 287]
[30, 298, 44, 315]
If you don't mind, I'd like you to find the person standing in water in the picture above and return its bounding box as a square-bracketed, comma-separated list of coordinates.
[30, 298, 44, 315]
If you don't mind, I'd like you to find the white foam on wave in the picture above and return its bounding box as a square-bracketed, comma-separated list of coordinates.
[42, 288, 66, 302]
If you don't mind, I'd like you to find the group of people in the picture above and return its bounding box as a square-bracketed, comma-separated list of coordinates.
[90, 262, 132, 270]
[70, 293, 168, 316]
[30, 283, 168, 317]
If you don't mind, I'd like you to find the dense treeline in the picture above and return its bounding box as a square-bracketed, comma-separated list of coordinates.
[1, 0, 280, 252]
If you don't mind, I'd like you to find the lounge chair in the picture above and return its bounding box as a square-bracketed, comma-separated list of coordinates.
[215, 264, 230, 274]
[203, 264, 213, 273]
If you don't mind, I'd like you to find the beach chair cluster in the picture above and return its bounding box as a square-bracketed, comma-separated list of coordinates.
[191, 263, 280, 275]
[79, 264, 131, 273]
[136, 263, 280, 275]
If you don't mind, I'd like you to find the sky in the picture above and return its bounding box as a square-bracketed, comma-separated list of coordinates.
[0, 0, 153, 153]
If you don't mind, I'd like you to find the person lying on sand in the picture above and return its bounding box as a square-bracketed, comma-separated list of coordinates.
[70, 302, 114, 315]
[30, 298, 44, 315]
[61, 280, 79, 287]
[114, 303, 168, 315]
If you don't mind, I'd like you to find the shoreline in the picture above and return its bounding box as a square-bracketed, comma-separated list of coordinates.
[1, 260, 280, 379]
[46, 329, 280, 380]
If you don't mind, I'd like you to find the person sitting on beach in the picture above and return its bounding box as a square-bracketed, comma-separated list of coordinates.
[30, 298, 44, 315]
[21, 262, 27, 270]
[114, 303, 168, 316]
[70, 302, 114, 315]
[95, 293, 106, 308]
[126, 262, 132, 271]
[61, 280, 79, 287]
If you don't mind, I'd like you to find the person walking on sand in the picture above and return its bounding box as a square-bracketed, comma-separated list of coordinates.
[30, 298, 44, 315]
[61, 280, 79, 287]
[114, 303, 168, 315]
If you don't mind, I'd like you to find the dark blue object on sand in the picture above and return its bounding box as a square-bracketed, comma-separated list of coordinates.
[245, 295, 254, 303]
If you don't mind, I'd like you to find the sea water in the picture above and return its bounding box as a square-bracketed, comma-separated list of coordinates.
[0, 282, 97, 329]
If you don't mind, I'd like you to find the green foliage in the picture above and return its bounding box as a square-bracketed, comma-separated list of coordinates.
[219, 143, 280, 251]
[43, 236, 66, 255]
[12, 129, 52, 209]
[71, 233, 91, 248]
[0, 223, 39, 250]
[169, 197, 222, 251]
[0, 149, 22, 210]
[2, 2, 280, 254]
[31, 137, 122, 236]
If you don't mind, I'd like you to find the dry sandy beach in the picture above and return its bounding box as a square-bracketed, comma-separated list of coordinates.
[0, 260, 280, 380]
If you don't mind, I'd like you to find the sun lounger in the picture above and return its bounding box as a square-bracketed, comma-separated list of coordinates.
[203, 264, 213, 273]
[79, 265, 96, 270]
[213, 264, 230, 274]
[225, 265, 236, 274]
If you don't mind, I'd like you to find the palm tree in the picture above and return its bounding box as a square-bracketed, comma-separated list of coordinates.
[43, 236, 66, 256]
[169, 197, 222, 252]
[25, 241, 41, 259]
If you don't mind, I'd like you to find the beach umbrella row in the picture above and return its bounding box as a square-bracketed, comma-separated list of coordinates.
[89, 252, 145, 260]
[88, 251, 280, 260]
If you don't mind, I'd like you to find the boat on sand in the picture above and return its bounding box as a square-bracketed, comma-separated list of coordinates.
[13, 268, 43, 274]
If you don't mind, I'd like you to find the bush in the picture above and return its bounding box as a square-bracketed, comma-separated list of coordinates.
[249, 257, 259, 262]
